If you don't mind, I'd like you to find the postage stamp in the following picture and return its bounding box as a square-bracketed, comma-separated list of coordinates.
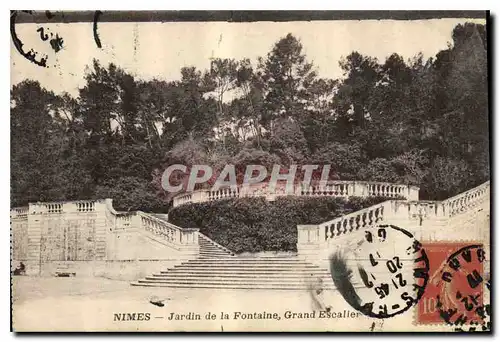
[416, 243, 488, 326]
[10, 10, 490, 332]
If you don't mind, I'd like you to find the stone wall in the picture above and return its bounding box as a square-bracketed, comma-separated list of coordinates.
[11, 199, 199, 279]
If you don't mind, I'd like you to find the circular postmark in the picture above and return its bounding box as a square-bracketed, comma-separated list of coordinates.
[11, 10, 65, 68]
[433, 244, 490, 331]
[330, 224, 430, 319]
[11, 10, 102, 68]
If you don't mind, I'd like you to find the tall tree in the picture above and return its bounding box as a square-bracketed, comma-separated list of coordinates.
[258, 34, 318, 134]
[336, 52, 381, 130]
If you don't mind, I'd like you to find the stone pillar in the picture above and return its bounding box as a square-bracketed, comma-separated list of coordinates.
[297, 224, 321, 260]
[381, 200, 408, 225]
[26, 203, 44, 275]
[408, 186, 420, 201]
[92, 201, 109, 261]
[172, 196, 180, 208]
[347, 182, 355, 197]
[191, 190, 208, 203]
[183, 228, 199, 245]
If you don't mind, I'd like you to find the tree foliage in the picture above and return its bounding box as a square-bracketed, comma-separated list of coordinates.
[11, 23, 489, 209]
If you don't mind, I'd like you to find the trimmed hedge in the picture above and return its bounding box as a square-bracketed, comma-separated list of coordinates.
[168, 196, 397, 254]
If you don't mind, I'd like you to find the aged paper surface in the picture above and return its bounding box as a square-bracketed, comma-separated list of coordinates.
[10, 11, 490, 332]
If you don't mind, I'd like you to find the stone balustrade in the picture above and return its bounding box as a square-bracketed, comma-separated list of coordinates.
[322, 202, 386, 242]
[10, 180, 488, 277]
[172, 181, 419, 208]
[298, 202, 387, 247]
[137, 212, 199, 247]
[10, 198, 199, 276]
[297, 181, 490, 258]
[24, 200, 99, 215]
[115, 214, 133, 229]
[441, 181, 490, 217]
[11, 207, 28, 219]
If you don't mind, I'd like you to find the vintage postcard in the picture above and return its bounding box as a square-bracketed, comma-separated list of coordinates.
[10, 11, 490, 332]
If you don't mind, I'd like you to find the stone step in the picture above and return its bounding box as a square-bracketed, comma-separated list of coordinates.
[199, 251, 232, 255]
[131, 282, 336, 290]
[132, 235, 331, 289]
[197, 256, 236, 259]
[163, 269, 327, 275]
[177, 263, 318, 269]
[170, 265, 321, 271]
[159, 269, 331, 275]
[139, 279, 334, 286]
[148, 273, 331, 280]
[191, 256, 308, 261]
[184, 260, 313, 265]
[134, 279, 336, 289]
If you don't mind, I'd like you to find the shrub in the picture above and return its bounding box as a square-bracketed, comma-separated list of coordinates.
[168, 196, 395, 254]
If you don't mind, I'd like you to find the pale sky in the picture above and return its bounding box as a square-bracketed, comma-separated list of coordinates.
[10, 18, 486, 97]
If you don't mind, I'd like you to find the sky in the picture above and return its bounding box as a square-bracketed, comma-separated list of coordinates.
[10, 18, 486, 97]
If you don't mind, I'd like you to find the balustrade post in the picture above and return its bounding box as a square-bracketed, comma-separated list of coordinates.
[347, 182, 355, 197]
[297, 224, 321, 260]
[62, 202, 77, 213]
[25, 203, 44, 275]
[173, 196, 180, 207]
[239, 186, 249, 197]
[381, 200, 404, 222]
[353, 182, 368, 197]
[191, 190, 207, 203]
[175, 229, 182, 245]
[408, 186, 420, 201]
[184, 229, 199, 245]
[93, 200, 106, 213]
[132, 213, 142, 231]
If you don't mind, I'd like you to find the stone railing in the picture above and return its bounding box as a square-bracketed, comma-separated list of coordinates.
[297, 181, 490, 256]
[298, 202, 387, 247]
[11, 207, 28, 220]
[20, 200, 99, 215]
[441, 181, 490, 217]
[102, 200, 199, 249]
[137, 211, 198, 248]
[172, 181, 419, 208]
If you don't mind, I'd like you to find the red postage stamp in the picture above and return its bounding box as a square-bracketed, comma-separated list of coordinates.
[416, 242, 487, 326]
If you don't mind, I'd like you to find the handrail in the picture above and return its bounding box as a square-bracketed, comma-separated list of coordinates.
[441, 181, 490, 217]
[137, 211, 199, 248]
[137, 211, 185, 231]
[441, 181, 490, 205]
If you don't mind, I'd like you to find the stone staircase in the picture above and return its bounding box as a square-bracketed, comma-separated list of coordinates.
[198, 234, 235, 258]
[131, 181, 489, 290]
[131, 234, 334, 290]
